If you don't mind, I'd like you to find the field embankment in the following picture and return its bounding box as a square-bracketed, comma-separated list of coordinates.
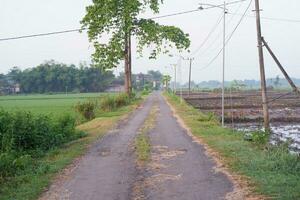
[164, 92, 300, 200]
[0, 93, 146, 200]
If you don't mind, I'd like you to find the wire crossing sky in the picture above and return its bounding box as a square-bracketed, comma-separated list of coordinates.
[0, 0, 299, 82]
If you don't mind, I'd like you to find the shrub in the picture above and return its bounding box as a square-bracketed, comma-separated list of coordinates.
[0, 110, 79, 179]
[115, 93, 130, 108]
[75, 101, 96, 120]
[0, 110, 77, 153]
[100, 95, 116, 111]
[141, 89, 150, 96]
[244, 131, 270, 145]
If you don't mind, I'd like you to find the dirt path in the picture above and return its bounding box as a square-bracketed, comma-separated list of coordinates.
[41, 92, 233, 200]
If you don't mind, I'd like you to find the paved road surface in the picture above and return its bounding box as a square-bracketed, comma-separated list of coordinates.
[42, 92, 233, 200]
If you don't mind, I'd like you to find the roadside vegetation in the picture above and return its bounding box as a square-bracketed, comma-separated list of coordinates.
[135, 105, 158, 165]
[0, 92, 148, 200]
[164, 92, 300, 200]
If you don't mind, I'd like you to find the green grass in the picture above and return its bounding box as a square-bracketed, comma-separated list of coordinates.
[164, 92, 300, 200]
[0, 96, 145, 200]
[135, 134, 151, 163]
[0, 93, 106, 117]
[135, 105, 157, 164]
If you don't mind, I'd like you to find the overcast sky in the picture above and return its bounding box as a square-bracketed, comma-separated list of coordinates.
[1, 0, 300, 83]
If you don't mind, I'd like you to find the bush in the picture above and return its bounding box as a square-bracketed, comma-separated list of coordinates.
[75, 101, 97, 120]
[115, 93, 130, 108]
[0, 109, 79, 179]
[100, 95, 116, 111]
[244, 131, 270, 145]
[99, 93, 133, 112]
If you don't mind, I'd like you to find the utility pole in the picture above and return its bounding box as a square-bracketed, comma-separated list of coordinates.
[221, 1, 227, 127]
[188, 58, 194, 97]
[254, 0, 270, 131]
[171, 64, 177, 93]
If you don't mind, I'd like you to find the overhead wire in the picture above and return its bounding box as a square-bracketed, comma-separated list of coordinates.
[196, 0, 253, 72]
[190, 12, 224, 56]
[0, 0, 248, 42]
[227, 12, 300, 23]
[193, 0, 245, 58]
[0, 8, 205, 42]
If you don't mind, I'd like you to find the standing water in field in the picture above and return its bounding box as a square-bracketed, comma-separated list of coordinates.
[182, 91, 300, 153]
[233, 123, 300, 153]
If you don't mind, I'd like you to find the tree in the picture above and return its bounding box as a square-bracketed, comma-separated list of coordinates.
[274, 75, 281, 88]
[81, 0, 191, 94]
[162, 75, 171, 90]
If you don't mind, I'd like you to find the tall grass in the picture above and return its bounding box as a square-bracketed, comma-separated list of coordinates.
[74, 93, 135, 120]
[0, 109, 80, 179]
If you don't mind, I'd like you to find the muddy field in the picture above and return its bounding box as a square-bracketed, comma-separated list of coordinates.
[181, 90, 300, 152]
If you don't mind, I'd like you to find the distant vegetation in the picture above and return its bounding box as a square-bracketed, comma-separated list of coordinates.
[181, 76, 300, 90]
[0, 60, 115, 94]
[0, 60, 164, 95]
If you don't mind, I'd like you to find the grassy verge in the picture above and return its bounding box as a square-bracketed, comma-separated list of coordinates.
[164, 92, 300, 200]
[135, 105, 158, 165]
[0, 96, 145, 200]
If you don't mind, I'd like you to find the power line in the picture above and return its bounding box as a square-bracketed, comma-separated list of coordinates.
[190, 12, 224, 56]
[192, 0, 245, 58]
[0, 28, 82, 42]
[228, 12, 300, 23]
[0, 0, 247, 42]
[0, 9, 204, 42]
[196, 0, 253, 72]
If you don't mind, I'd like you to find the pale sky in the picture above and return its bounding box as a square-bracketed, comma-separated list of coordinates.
[1, 0, 300, 83]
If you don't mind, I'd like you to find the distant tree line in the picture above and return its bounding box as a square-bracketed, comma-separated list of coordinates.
[0, 61, 165, 94]
[0, 60, 115, 94]
[180, 77, 300, 90]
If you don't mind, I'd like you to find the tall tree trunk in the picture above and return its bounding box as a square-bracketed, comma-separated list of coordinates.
[124, 33, 131, 95]
[128, 33, 132, 94]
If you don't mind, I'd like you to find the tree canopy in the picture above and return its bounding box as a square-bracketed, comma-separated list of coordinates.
[81, 0, 190, 68]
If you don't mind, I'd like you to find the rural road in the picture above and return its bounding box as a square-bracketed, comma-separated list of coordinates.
[41, 92, 233, 200]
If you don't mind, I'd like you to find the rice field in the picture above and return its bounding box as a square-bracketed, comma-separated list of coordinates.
[0, 93, 106, 117]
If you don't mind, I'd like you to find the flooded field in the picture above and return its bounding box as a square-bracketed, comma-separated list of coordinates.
[182, 90, 300, 152]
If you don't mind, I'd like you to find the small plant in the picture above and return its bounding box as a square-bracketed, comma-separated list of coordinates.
[75, 101, 97, 120]
[244, 131, 270, 145]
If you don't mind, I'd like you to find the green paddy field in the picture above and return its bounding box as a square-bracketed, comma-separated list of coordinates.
[0, 93, 106, 117]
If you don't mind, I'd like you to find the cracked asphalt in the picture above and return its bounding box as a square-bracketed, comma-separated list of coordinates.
[41, 92, 233, 200]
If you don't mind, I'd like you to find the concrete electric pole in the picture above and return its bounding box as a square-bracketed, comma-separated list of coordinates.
[254, 0, 270, 131]
[188, 58, 194, 97]
[221, 1, 227, 127]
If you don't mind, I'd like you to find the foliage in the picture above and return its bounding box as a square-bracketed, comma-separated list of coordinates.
[100, 93, 133, 112]
[115, 93, 130, 108]
[81, 0, 190, 69]
[0, 98, 143, 200]
[244, 131, 270, 145]
[75, 100, 97, 120]
[162, 75, 171, 90]
[0, 109, 79, 179]
[1, 61, 115, 94]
